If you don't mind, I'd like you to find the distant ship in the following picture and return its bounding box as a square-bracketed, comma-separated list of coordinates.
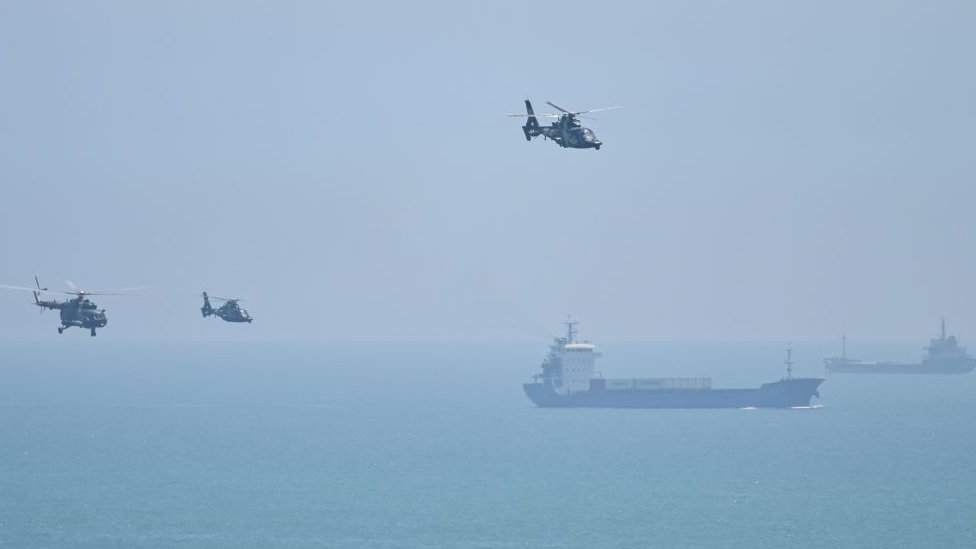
[824, 319, 976, 374]
[523, 319, 824, 409]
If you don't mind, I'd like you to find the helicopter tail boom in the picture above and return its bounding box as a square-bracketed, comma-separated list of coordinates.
[201, 291, 214, 317]
[522, 99, 540, 141]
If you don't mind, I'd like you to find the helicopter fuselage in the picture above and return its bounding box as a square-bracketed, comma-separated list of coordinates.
[36, 296, 108, 335]
[534, 117, 602, 149]
[0, 277, 136, 337]
[213, 302, 252, 323]
[201, 291, 252, 323]
[517, 100, 607, 150]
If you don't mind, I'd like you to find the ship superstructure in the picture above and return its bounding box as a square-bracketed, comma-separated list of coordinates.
[524, 319, 824, 409]
[536, 317, 602, 394]
[824, 319, 976, 374]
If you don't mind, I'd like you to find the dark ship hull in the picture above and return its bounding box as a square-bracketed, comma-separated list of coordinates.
[523, 378, 824, 409]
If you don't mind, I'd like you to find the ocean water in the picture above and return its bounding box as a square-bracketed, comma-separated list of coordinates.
[1, 342, 974, 548]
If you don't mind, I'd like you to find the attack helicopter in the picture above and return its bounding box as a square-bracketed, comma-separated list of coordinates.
[0, 277, 145, 336]
[201, 292, 252, 323]
[509, 100, 621, 150]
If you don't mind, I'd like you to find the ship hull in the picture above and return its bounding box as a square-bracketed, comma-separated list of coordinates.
[826, 359, 975, 374]
[523, 378, 824, 409]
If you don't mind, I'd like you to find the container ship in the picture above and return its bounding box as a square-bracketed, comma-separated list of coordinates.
[523, 319, 824, 409]
[824, 319, 976, 374]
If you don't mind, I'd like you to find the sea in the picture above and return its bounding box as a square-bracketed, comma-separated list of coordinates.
[1, 341, 974, 549]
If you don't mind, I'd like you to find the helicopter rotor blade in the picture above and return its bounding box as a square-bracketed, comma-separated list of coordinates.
[67, 291, 143, 296]
[0, 284, 47, 292]
[66, 280, 94, 296]
[507, 112, 561, 118]
[102, 286, 156, 293]
[65, 282, 155, 296]
[208, 295, 244, 302]
[0, 284, 73, 296]
[34, 277, 46, 311]
[546, 101, 571, 113]
[511, 104, 621, 119]
[573, 106, 624, 115]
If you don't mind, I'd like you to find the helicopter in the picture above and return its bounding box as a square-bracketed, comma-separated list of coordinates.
[201, 291, 252, 323]
[509, 100, 621, 150]
[0, 277, 143, 336]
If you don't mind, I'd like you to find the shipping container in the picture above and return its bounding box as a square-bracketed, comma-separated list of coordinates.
[604, 379, 636, 390]
[602, 377, 712, 390]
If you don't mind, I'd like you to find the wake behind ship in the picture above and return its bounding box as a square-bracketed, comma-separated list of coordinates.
[824, 319, 976, 374]
[523, 319, 824, 409]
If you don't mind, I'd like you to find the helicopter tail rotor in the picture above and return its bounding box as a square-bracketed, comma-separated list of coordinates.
[33, 275, 46, 308]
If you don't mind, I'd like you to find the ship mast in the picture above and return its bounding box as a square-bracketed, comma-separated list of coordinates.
[563, 315, 578, 343]
[941, 317, 946, 340]
[785, 342, 793, 380]
[842, 333, 847, 359]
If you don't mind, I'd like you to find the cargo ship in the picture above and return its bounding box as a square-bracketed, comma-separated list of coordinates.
[824, 319, 976, 374]
[523, 319, 824, 409]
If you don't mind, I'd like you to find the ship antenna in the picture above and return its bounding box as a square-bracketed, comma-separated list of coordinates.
[785, 342, 794, 380]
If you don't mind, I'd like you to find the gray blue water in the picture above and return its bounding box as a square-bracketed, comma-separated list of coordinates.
[1, 342, 974, 548]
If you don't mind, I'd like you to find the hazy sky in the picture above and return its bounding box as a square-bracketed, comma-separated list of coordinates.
[1, 1, 973, 342]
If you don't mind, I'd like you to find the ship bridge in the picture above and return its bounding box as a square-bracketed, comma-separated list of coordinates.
[565, 343, 596, 352]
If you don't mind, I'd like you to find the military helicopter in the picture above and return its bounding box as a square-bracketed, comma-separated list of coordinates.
[509, 100, 621, 150]
[0, 277, 144, 336]
[201, 291, 252, 323]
